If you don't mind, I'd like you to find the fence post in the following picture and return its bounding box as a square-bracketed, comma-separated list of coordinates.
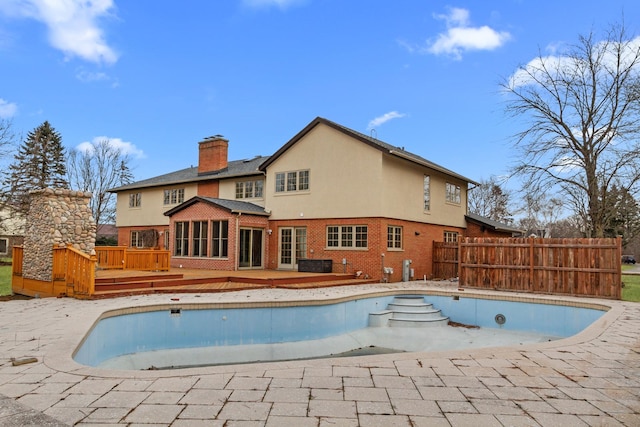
[529, 237, 535, 291]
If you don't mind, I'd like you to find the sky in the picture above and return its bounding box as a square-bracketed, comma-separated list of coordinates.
[1, 0, 639, 190]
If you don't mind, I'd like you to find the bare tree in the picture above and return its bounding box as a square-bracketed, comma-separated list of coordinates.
[468, 176, 512, 223]
[67, 139, 134, 227]
[0, 119, 18, 231]
[503, 22, 640, 237]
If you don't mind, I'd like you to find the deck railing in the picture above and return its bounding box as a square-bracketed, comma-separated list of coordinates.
[53, 245, 96, 296]
[95, 246, 170, 271]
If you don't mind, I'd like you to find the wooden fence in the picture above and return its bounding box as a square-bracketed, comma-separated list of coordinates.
[432, 242, 459, 279]
[95, 246, 170, 271]
[454, 237, 622, 299]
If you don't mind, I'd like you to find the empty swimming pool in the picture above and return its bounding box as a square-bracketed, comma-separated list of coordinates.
[73, 292, 606, 370]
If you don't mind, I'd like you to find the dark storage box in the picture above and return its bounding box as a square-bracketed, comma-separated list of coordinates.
[298, 259, 333, 273]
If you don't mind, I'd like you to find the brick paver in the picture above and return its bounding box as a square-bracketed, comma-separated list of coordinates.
[0, 283, 638, 426]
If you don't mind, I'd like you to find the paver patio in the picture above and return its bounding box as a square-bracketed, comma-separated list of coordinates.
[0, 282, 638, 426]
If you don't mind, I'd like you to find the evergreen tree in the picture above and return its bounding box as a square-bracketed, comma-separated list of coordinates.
[5, 121, 68, 214]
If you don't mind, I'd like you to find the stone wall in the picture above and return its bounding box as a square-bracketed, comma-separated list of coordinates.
[22, 188, 96, 281]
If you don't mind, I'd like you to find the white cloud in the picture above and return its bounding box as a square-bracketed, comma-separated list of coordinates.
[77, 137, 146, 159]
[508, 36, 640, 89]
[367, 111, 406, 130]
[242, 0, 306, 9]
[0, 0, 118, 64]
[422, 7, 510, 60]
[0, 98, 18, 118]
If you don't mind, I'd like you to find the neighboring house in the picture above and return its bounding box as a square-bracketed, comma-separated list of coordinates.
[110, 117, 513, 282]
[0, 206, 25, 258]
[465, 213, 523, 238]
[96, 224, 118, 245]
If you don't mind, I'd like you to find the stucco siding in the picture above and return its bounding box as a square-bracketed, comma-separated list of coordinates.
[115, 184, 198, 227]
[264, 125, 384, 220]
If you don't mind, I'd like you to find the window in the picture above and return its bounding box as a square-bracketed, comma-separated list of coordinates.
[275, 170, 310, 193]
[444, 231, 459, 243]
[327, 225, 367, 249]
[192, 221, 208, 257]
[387, 226, 403, 249]
[255, 180, 263, 198]
[129, 192, 141, 208]
[446, 183, 461, 204]
[423, 175, 430, 211]
[163, 229, 170, 251]
[235, 180, 264, 199]
[130, 231, 143, 248]
[0, 238, 7, 255]
[163, 189, 184, 205]
[174, 222, 189, 256]
[211, 220, 229, 258]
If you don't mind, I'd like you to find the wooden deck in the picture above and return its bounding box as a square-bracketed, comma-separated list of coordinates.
[93, 268, 376, 298]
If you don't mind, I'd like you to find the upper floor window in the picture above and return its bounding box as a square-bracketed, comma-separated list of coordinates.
[327, 225, 367, 249]
[446, 182, 461, 204]
[236, 179, 264, 199]
[423, 175, 430, 211]
[387, 226, 403, 249]
[444, 231, 459, 243]
[129, 192, 141, 208]
[163, 188, 184, 205]
[275, 170, 310, 193]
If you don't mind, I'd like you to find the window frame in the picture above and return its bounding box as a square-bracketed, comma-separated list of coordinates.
[211, 220, 229, 258]
[444, 231, 459, 243]
[129, 192, 141, 208]
[445, 182, 461, 205]
[130, 231, 143, 248]
[275, 170, 310, 193]
[174, 221, 189, 256]
[163, 188, 184, 205]
[423, 175, 430, 211]
[387, 226, 403, 250]
[192, 220, 208, 258]
[0, 237, 8, 255]
[326, 225, 368, 249]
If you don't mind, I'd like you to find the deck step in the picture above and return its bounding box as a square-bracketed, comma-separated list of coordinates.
[369, 295, 449, 328]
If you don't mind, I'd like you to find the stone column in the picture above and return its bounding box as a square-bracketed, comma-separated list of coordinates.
[22, 188, 96, 281]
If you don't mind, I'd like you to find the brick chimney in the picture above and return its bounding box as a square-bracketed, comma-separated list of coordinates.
[198, 135, 228, 175]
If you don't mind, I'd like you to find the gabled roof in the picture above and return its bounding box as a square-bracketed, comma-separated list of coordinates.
[259, 117, 479, 186]
[164, 196, 271, 217]
[465, 212, 524, 234]
[109, 156, 268, 192]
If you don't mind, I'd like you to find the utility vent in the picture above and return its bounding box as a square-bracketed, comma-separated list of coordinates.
[170, 308, 181, 317]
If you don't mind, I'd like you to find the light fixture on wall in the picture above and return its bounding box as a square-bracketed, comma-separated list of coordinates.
[415, 231, 420, 236]
[267, 229, 272, 235]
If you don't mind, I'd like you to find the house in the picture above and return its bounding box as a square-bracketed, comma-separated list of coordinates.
[0, 205, 25, 258]
[110, 117, 511, 282]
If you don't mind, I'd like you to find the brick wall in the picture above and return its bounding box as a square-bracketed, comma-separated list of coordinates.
[465, 221, 514, 238]
[169, 201, 268, 270]
[266, 218, 465, 282]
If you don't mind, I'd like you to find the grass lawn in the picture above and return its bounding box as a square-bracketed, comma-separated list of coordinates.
[0, 258, 11, 296]
[622, 264, 640, 302]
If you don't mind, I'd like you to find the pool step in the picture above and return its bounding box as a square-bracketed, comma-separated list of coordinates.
[369, 295, 449, 328]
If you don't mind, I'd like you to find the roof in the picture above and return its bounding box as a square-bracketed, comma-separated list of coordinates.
[465, 213, 524, 234]
[163, 196, 271, 217]
[109, 155, 268, 192]
[96, 224, 117, 236]
[259, 117, 479, 186]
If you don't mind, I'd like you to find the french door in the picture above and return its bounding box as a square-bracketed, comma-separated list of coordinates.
[278, 227, 307, 270]
[238, 228, 263, 269]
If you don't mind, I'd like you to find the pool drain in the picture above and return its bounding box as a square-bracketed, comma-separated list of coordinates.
[494, 314, 506, 325]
